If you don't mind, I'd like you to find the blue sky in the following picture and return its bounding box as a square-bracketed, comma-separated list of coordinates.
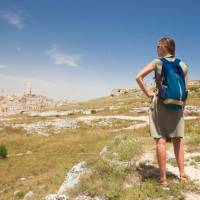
[0, 0, 200, 101]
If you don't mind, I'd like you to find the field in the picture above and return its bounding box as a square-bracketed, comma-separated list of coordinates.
[0, 82, 200, 200]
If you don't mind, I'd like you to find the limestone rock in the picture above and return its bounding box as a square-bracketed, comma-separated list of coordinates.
[45, 194, 67, 200]
[58, 162, 87, 195]
[23, 191, 34, 200]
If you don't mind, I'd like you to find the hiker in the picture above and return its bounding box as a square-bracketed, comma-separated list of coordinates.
[135, 37, 189, 185]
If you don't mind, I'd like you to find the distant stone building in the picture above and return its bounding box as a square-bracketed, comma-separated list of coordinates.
[110, 87, 144, 97]
[110, 88, 131, 96]
[110, 80, 200, 97]
[188, 80, 200, 86]
[26, 82, 32, 95]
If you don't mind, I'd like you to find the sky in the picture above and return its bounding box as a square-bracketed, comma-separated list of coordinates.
[0, 0, 200, 101]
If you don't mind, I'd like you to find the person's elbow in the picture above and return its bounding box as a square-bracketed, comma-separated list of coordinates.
[135, 74, 141, 83]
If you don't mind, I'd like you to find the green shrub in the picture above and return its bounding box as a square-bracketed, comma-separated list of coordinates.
[91, 109, 97, 114]
[15, 191, 26, 198]
[107, 135, 142, 161]
[0, 144, 7, 158]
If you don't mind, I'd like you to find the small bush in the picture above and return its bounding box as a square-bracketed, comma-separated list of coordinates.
[91, 109, 97, 114]
[107, 135, 142, 161]
[0, 144, 7, 158]
[15, 191, 26, 198]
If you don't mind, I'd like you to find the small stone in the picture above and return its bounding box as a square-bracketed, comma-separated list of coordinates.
[26, 151, 32, 155]
[16, 153, 24, 156]
[20, 177, 26, 181]
[23, 191, 34, 200]
[99, 146, 108, 156]
[14, 190, 21, 196]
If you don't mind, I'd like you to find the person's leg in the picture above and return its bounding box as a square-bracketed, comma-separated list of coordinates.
[156, 137, 167, 183]
[172, 137, 189, 180]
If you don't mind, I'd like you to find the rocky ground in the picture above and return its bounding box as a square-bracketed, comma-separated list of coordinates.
[2, 103, 194, 200]
[42, 112, 200, 200]
[1, 84, 200, 200]
[1, 105, 199, 136]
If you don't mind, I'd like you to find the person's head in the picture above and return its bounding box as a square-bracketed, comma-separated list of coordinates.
[157, 37, 175, 57]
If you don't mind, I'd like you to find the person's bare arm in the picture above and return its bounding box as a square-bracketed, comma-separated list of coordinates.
[184, 72, 188, 90]
[135, 63, 155, 98]
[183, 72, 189, 110]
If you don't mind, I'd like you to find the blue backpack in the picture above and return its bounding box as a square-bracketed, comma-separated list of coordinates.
[158, 58, 188, 110]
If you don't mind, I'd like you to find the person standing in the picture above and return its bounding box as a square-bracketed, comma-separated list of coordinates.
[135, 37, 189, 185]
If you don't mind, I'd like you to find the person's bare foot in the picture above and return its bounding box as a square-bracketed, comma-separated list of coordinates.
[180, 174, 190, 182]
[159, 178, 168, 185]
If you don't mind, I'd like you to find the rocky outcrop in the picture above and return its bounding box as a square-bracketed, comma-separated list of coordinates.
[8, 115, 198, 136]
[23, 108, 105, 117]
[185, 105, 200, 114]
[45, 162, 86, 200]
[58, 162, 87, 195]
[45, 162, 106, 200]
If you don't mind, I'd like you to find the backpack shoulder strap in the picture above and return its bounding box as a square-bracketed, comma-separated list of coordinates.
[173, 58, 184, 73]
[159, 58, 168, 77]
[160, 57, 168, 63]
[173, 58, 181, 65]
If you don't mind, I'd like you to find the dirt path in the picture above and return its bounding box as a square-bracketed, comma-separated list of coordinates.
[137, 146, 200, 199]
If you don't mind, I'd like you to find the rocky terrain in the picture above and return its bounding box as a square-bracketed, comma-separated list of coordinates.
[0, 80, 200, 200]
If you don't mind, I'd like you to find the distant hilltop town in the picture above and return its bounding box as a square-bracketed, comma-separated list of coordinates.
[0, 83, 69, 113]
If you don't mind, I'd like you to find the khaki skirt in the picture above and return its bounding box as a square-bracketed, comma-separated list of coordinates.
[149, 96, 184, 141]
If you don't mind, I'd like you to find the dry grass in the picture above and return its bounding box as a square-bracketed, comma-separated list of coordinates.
[0, 83, 200, 199]
[185, 117, 200, 152]
[69, 125, 199, 200]
[0, 123, 123, 199]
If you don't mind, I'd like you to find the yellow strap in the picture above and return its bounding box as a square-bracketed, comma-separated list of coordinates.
[162, 99, 184, 106]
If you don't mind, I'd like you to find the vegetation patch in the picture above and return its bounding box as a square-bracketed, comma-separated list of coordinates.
[105, 135, 142, 161]
[125, 179, 199, 200]
[0, 144, 7, 158]
[185, 118, 200, 152]
[167, 158, 177, 167]
[191, 156, 200, 163]
[69, 158, 134, 199]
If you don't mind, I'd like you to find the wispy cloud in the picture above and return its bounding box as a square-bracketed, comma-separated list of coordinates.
[0, 64, 8, 69]
[0, 73, 58, 87]
[1, 11, 24, 30]
[46, 46, 81, 67]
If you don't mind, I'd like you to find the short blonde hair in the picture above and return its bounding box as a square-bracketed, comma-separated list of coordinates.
[158, 37, 176, 56]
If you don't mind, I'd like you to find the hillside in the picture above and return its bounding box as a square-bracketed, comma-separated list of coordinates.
[0, 81, 200, 200]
